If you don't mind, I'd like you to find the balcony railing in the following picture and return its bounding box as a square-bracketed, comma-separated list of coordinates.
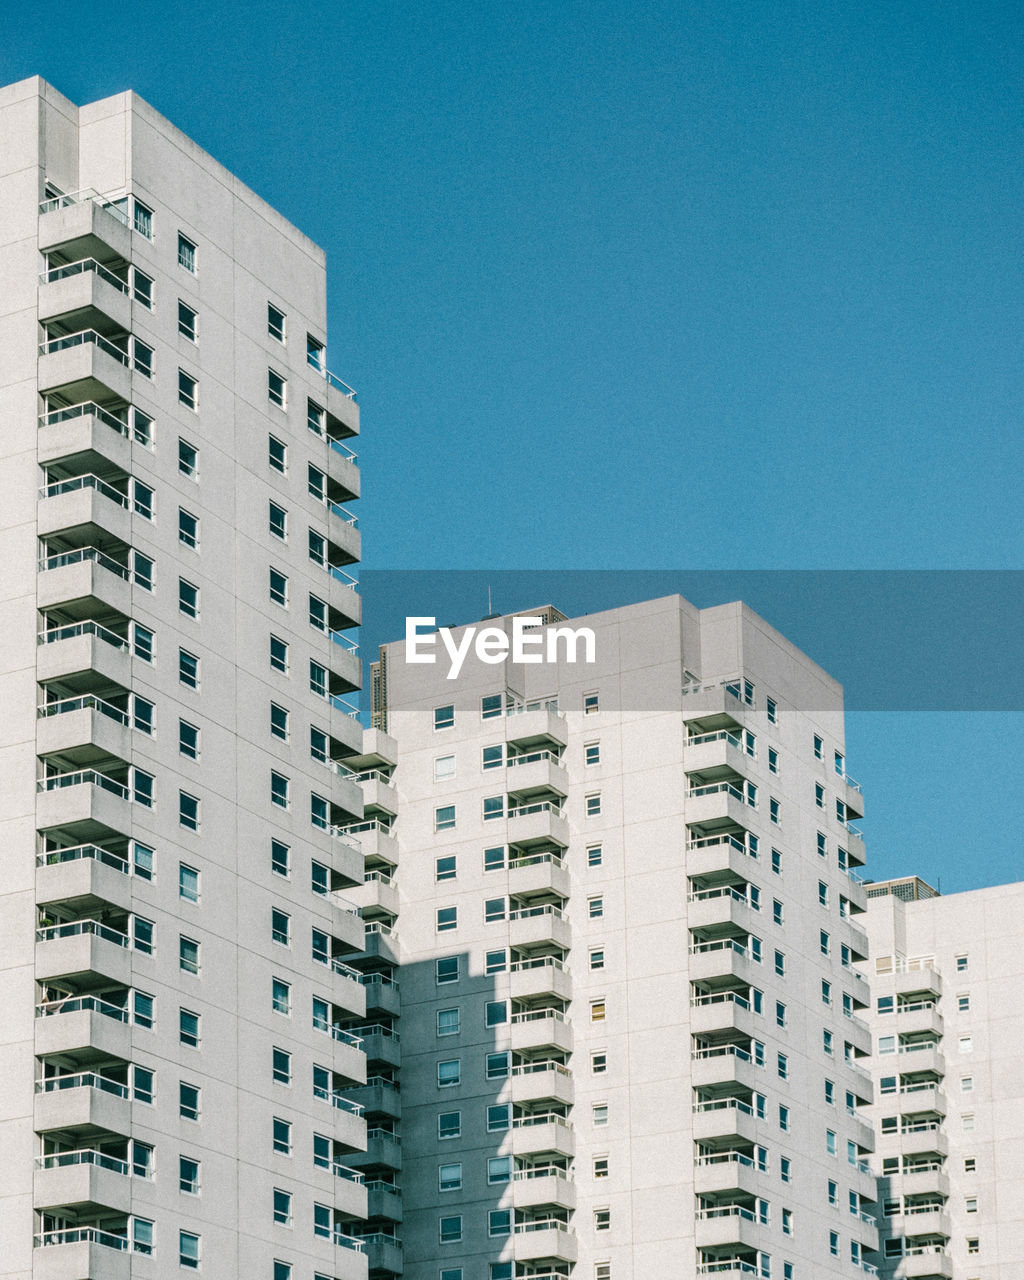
[509, 904, 565, 923]
[511, 1061, 572, 1080]
[39, 399, 134, 435]
[687, 729, 744, 750]
[688, 781, 751, 805]
[696, 1204, 758, 1223]
[36, 843, 131, 873]
[510, 850, 564, 870]
[689, 938, 749, 959]
[513, 1218, 569, 1234]
[514, 1165, 572, 1182]
[40, 473, 129, 507]
[34, 1226, 129, 1250]
[696, 1264, 758, 1276]
[348, 1023, 400, 1043]
[38, 619, 129, 651]
[688, 885, 754, 907]
[691, 1044, 754, 1064]
[511, 1009, 567, 1026]
[313, 1084, 364, 1114]
[506, 697, 562, 717]
[39, 258, 129, 293]
[36, 918, 129, 947]
[313, 1017, 363, 1048]
[693, 1096, 754, 1117]
[39, 694, 130, 726]
[694, 1150, 757, 1169]
[686, 832, 753, 856]
[36, 1071, 129, 1099]
[35, 994, 128, 1022]
[39, 188, 131, 224]
[39, 329, 132, 366]
[38, 769, 129, 799]
[507, 749, 564, 768]
[365, 1126, 400, 1143]
[36, 1148, 130, 1175]
[508, 801, 565, 820]
[511, 956, 566, 975]
[38, 546, 132, 582]
[512, 1112, 572, 1131]
[323, 367, 358, 400]
[691, 991, 751, 1011]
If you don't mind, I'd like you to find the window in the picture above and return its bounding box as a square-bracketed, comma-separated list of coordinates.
[592, 1103, 609, 1126]
[268, 369, 287, 408]
[482, 744, 503, 770]
[177, 298, 198, 342]
[268, 303, 286, 342]
[436, 956, 459, 985]
[821, 979, 832, 1006]
[585, 742, 601, 766]
[824, 1078, 835, 1106]
[774, 949, 786, 977]
[591, 999, 607, 1023]
[779, 1104, 789, 1131]
[485, 1000, 508, 1027]
[586, 792, 602, 816]
[823, 1028, 834, 1055]
[435, 855, 456, 881]
[273, 1116, 292, 1154]
[272, 979, 291, 1015]
[271, 839, 290, 878]
[590, 1052, 609, 1075]
[827, 1179, 839, 1207]
[177, 648, 200, 691]
[132, 1065, 154, 1104]
[488, 1209, 511, 1236]
[308, 463, 327, 502]
[772, 899, 784, 926]
[959, 994, 971, 1012]
[960, 1035, 974, 1054]
[813, 734, 824, 759]
[437, 1008, 460, 1036]
[437, 1059, 460, 1088]
[485, 1051, 510, 1079]
[434, 754, 456, 781]
[595, 1208, 611, 1231]
[484, 897, 506, 924]
[180, 1081, 200, 1120]
[179, 863, 200, 903]
[307, 334, 325, 371]
[487, 1103, 511, 1131]
[484, 846, 505, 871]
[436, 906, 457, 933]
[588, 946, 606, 972]
[957, 954, 969, 972]
[767, 696, 777, 723]
[274, 1264, 291, 1280]
[589, 896, 604, 918]
[828, 1231, 839, 1258]
[584, 691, 599, 714]
[588, 843, 603, 867]
[268, 502, 288, 541]
[180, 1154, 200, 1194]
[487, 1156, 512, 1184]
[179, 791, 200, 832]
[481, 693, 503, 718]
[179, 1008, 200, 1048]
[268, 434, 287, 473]
[178, 369, 198, 411]
[177, 578, 200, 619]
[270, 771, 290, 809]
[769, 797, 780, 824]
[438, 1111, 461, 1139]
[483, 795, 504, 821]
[269, 568, 288, 607]
[265, 704, 290, 744]
[273, 1187, 292, 1226]
[485, 949, 507, 974]
[965, 1157, 977, 1172]
[272, 1047, 291, 1084]
[818, 881, 829, 907]
[441, 1271, 464, 1280]
[815, 782, 825, 809]
[594, 1155, 609, 1178]
[776, 1001, 786, 1028]
[967, 1238, 979, 1254]
[434, 704, 455, 730]
[308, 529, 327, 568]
[271, 909, 290, 947]
[179, 1230, 200, 1269]
[439, 1215, 462, 1244]
[438, 1162, 462, 1191]
[179, 936, 200, 975]
[780, 1156, 791, 1184]
[826, 1129, 837, 1157]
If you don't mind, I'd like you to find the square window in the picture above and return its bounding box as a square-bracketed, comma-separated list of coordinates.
[268, 368, 287, 408]
[273, 1117, 292, 1154]
[584, 691, 599, 714]
[485, 1051, 510, 1079]
[435, 855, 457, 881]
[437, 1008, 460, 1036]
[179, 1081, 200, 1120]
[487, 1156, 512, 1184]
[484, 846, 505, 871]
[268, 434, 287, 473]
[594, 1156, 609, 1178]
[436, 906, 457, 933]
[481, 744, 503, 770]
[592, 1051, 607, 1074]
[485, 949, 507, 974]
[967, 1238, 979, 1254]
[484, 897, 506, 923]
[439, 1215, 462, 1244]
[487, 1103, 510, 1131]
[481, 693, 503, 718]
[437, 1059, 460, 1088]
[438, 1110, 461, 1139]
[439, 1162, 462, 1192]
[179, 1008, 200, 1048]
[272, 1047, 291, 1084]
[485, 1000, 508, 1026]
[434, 754, 456, 781]
[436, 956, 459, 985]
[268, 303, 286, 342]
[434, 704, 455, 730]
[488, 1209, 511, 1236]
[179, 936, 200, 975]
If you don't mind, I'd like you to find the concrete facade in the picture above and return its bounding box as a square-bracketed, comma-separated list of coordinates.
[0, 78, 369, 1279]
[863, 877, 1024, 1280]
[367, 595, 878, 1280]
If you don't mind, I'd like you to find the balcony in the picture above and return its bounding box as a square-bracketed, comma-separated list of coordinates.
[684, 729, 752, 775]
[893, 1247, 953, 1279]
[881, 1126, 948, 1160]
[685, 783, 755, 831]
[687, 887, 756, 932]
[34, 1072, 131, 1136]
[693, 1152, 762, 1198]
[511, 1114, 576, 1160]
[34, 995, 132, 1060]
[361, 922, 399, 965]
[510, 957, 572, 1003]
[894, 1044, 946, 1079]
[314, 1091, 367, 1154]
[889, 1166, 950, 1200]
[685, 836, 754, 882]
[690, 992, 755, 1037]
[509, 904, 571, 952]
[33, 1147, 133, 1214]
[512, 1220, 577, 1264]
[38, 468, 133, 543]
[360, 974, 400, 1019]
[38, 189, 132, 259]
[348, 1127, 402, 1173]
[351, 1025, 401, 1070]
[837, 772, 865, 820]
[894, 1084, 946, 1117]
[350, 820, 398, 868]
[681, 682, 750, 728]
[38, 619, 131, 688]
[39, 257, 132, 332]
[894, 1002, 943, 1038]
[356, 770, 397, 816]
[347, 870, 399, 919]
[505, 703, 568, 751]
[508, 853, 570, 901]
[510, 1062, 574, 1107]
[37, 547, 132, 618]
[36, 769, 132, 841]
[32, 1226, 131, 1280]
[318, 1163, 368, 1222]
[691, 1045, 762, 1091]
[513, 1168, 576, 1211]
[327, 571, 362, 629]
[505, 752, 568, 800]
[324, 441, 361, 503]
[692, 1100, 759, 1146]
[687, 938, 755, 985]
[37, 698, 133, 764]
[695, 1205, 762, 1251]
[365, 1179, 402, 1222]
[35, 918, 132, 986]
[38, 330, 134, 404]
[892, 967, 942, 1000]
[360, 1232, 402, 1276]
[507, 800, 569, 850]
[326, 899, 366, 955]
[348, 1078, 401, 1122]
[891, 1207, 951, 1241]
[37, 401, 139, 472]
[35, 844, 134, 914]
[511, 1010, 572, 1055]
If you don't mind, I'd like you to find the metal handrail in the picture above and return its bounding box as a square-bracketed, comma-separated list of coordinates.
[39, 257, 129, 292]
[39, 328, 130, 364]
[511, 1009, 566, 1025]
[38, 769, 129, 798]
[508, 800, 565, 819]
[37, 918, 129, 947]
[36, 1148, 129, 1174]
[35, 993, 128, 1021]
[36, 1071, 129, 1098]
[324, 367, 358, 400]
[39, 693, 129, 725]
[39, 400, 131, 435]
[38, 619, 129, 650]
[34, 1226, 129, 1250]
[509, 904, 565, 922]
[38, 187, 132, 226]
[36, 843, 130, 873]
[40, 473, 128, 507]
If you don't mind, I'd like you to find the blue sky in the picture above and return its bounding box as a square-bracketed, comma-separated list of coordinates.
[5, 2, 1022, 889]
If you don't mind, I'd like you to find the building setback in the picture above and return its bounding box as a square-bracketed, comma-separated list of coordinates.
[863, 876, 1024, 1280]
[366, 595, 878, 1280]
[0, 78, 371, 1279]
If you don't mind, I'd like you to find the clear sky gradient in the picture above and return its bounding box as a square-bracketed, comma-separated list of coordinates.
[4, 2, 1022, 890]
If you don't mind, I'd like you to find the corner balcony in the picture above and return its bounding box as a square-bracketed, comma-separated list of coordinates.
[693, 1151, 762, 1198]
[34, 995, 132, 1060]
[37, 401, 136, 471]
[506, 800, 569, 851]
[37, 547, 132, 618]
[38, 189, 132, 259]
[511, 1114, 575, 1160]
[32, 1226, 131, 1280]
[508, 852, 570, 901]
[683, 729, 752, 777]
[691, 1045, 762, 1091]
[892, 1208, 951, 1242]
[512, 1220, 577, 1265]
[348, 1078, 401, 1122]
[36, 769, 132, 842]
[34, 1146, 133, 1214]
[695, 1205, 762, 1251]
[361, 921, 399, 965]
[510, 1061, 574, 1108]
[681, 682, 750, 729]
[505, 751, 568, 801]
[37, 697, 133, 764]
[35, 918, 132, 986]
[685, 783, 756, 831]
[692, 1100, 759, 1146]
[894, 1044, 946, 1079]
[893, 967, 942, 1000]
[327, 569, 362, 629]
[350, 1024, 401, 1070]
[879, 1125, 948, 1161]
[513, 1168, 576, 1212]
[349, 819, 398, 868]
[326, 897, 365, 954]
[38, 473, 132, 548]
[318, 1163, 368, 1222]
[34, 1071, 131, 1137]
[355, 770, 397, 817]
[38, 258, 132, 332]
[685, 835, 754, 882]
[35, 844, 134, 914]
[895, 1084, 946, 1117]
[365, 1179, 402, 1222]
[325, 439, 361, 502]
[38, 619, 131, 688]
[510, 957, 572, 1003]
[360, 1232, 402, 1276]
[314, 1090, 367, 1154]
[837, 772, 865, 820]
[511, 1009, 572, 1055]
[687, 887, 756, 932]
[348, 1127, 402, 1174]
[893, 1247, 953, 1279]
[509, 904, 571, 951]
[38, 330, 133, 404]
[346, 870, 399, 919]
[314, 365, 360, 437]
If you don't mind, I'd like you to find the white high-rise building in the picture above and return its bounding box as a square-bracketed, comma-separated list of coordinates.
[365, 595, 879, 1280]
[0, 77, 370, 1280]
[863, 876, 1024, 1280]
